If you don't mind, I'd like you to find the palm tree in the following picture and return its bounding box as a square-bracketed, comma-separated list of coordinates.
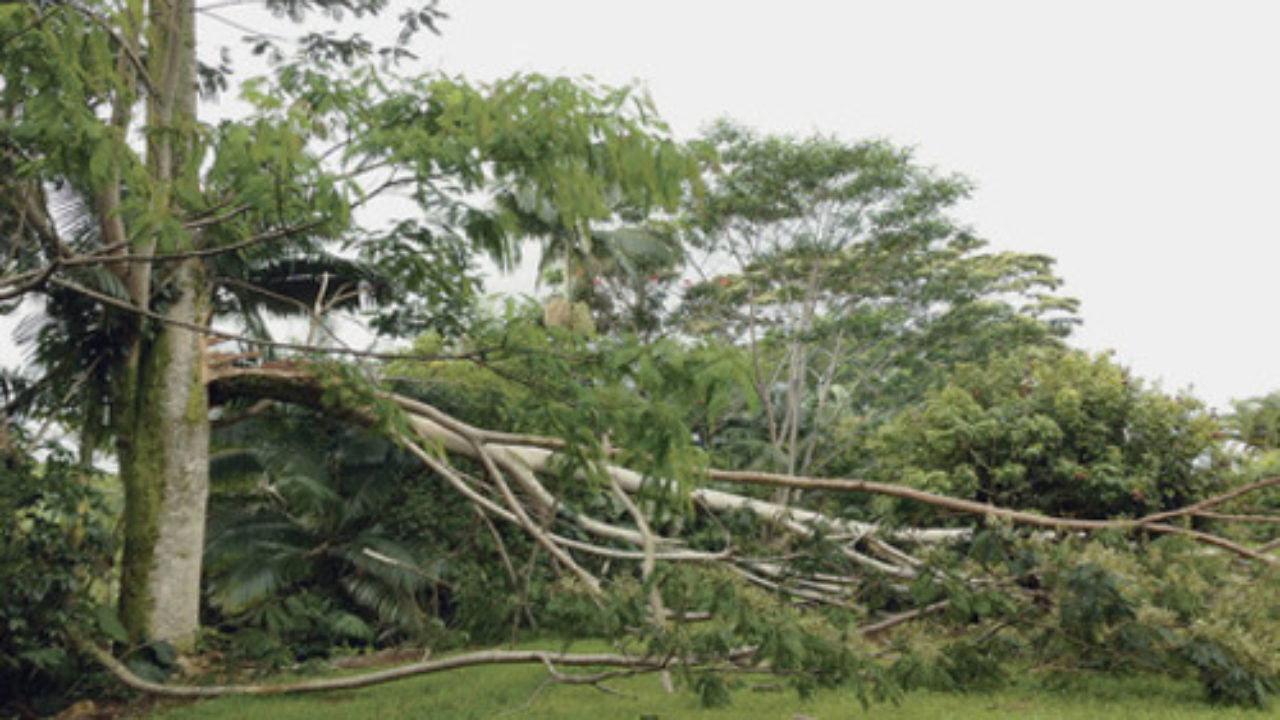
[493, 185, 685, 337]
[205, 407, 438, 653]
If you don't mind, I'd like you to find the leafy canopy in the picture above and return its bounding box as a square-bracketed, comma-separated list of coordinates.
[873, 348, 1224, 518]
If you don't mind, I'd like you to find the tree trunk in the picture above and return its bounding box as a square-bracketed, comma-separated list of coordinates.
[115, 0, 204, 647]
[117, 260, 209, 648]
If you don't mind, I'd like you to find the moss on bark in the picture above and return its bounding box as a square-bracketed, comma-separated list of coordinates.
[115, 259, 210, 649]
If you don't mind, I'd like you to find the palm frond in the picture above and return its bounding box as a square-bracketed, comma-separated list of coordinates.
[218, 255, 381, 318]
[339, 573, 424, 632]
[209, 448, 266, 484]
[205, 406, 441, 640]
[208, 552, 314, 613]
[324, 610, 374, 643]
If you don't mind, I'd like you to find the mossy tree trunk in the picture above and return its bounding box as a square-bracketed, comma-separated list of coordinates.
[116, 259, 209, 648]
[114, 0, 206, 648]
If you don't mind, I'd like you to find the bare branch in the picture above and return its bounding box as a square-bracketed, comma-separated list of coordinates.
[476, 439, 604, 595]
[858, 601, 950, 638]
[1193, 511, 1280, 524]
[77, 638, 680, 698]
[710, 469, 1280, 537]
[49, 275, 485, 364]
[183, 203, 253, 230]
[0, 261, 58, 300]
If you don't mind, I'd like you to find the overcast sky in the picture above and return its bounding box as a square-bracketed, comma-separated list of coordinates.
[414, 0, 1279, 409]
[5, 1, 1276, 410]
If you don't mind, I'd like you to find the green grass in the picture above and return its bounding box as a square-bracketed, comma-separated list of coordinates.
[149, 647, 1280, 720]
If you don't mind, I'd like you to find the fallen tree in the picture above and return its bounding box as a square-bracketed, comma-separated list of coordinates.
[77, 359, 1278, 703]
[209, 362, 1279, 571]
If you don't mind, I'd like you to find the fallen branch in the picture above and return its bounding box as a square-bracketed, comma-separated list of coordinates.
[211, 365, 1280, 581]
[77, 639, 680, 698]
[709, 469, 1280, 565]
[1194, 511, 1280, 524]
[858, 601, 951, 638]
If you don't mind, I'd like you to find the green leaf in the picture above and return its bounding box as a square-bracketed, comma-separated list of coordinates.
[18, 646, 67, 671]
[149, 640, 177, 668]
[95, 605, 129, 644]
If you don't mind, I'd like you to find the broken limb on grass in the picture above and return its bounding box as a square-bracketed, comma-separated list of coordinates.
[77, 638, 685, 697]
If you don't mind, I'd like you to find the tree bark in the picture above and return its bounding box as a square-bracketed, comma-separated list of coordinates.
[117, 259, 209, 647]
[115, 0, 204, 647]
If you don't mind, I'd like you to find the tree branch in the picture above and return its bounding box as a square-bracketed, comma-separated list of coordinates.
[48, 275, 485, 364]
[77, 638, 678, 697]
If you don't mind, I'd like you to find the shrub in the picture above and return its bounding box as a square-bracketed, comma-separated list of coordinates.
[0, 434, 113, 716]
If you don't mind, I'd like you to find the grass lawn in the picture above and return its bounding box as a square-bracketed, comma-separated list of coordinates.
[146, 645, 1280, 720]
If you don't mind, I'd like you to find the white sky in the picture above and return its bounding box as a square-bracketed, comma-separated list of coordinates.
[4, 0, 1276, 411]
[416, 0, 1280, 409]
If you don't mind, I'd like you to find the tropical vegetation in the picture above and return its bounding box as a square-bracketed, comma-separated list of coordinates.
[0, 1, 1276, 717]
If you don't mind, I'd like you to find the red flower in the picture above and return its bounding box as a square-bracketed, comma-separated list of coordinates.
[718, 276, 729, 287]
[592, 277, 602, 286]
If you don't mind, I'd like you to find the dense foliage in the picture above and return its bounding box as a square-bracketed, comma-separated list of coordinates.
[1, 1, 1276, 713]
[873, 348, 1225, 518]
[1230, 391, 1280, 452]
[0, 431, 114, 716]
